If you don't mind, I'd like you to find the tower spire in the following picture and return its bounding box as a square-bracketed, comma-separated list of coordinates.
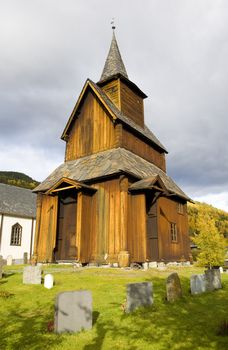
[99, 24, 128, 82]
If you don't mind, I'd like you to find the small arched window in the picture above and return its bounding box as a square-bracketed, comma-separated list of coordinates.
[10, 223, 22, 246]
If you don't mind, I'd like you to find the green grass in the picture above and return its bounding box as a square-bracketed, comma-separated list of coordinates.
[0, 266, 227, 350]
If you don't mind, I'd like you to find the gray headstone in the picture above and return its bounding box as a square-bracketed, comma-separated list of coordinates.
[23, 252, 28, 264]
[205, 269, 222, 290]
[55, 290, 92, 333]
[166, 272, 182, 302]
[23, 266, 42, 284]
[126, 282, 153, 313]
[0, 258, 3, 279]
[190, 274, 207, 295]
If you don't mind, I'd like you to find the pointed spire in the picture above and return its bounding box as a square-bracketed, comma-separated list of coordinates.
[100, 28, 128, 82]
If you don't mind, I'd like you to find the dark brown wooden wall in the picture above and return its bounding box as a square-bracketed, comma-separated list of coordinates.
[122, 127, 166, 171]
[157, 197, 190, 261]
[120, 81, 144, 127]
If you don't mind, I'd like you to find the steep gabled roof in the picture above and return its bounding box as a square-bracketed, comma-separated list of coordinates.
[129, 175, 168, 194]
[61, 79, 167, 153]
[45, 177, 96, 195]
[33, 147, 190, 201]
[0, 183, 36, 218]
[100, 32, 128, 82]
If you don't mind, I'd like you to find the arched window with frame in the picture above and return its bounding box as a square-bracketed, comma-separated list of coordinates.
[10, 223, 22, 246]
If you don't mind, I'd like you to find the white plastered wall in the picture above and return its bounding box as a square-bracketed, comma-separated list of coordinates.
[0, 215, 36, 260]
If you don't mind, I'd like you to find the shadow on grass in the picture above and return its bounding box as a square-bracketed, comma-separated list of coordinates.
[84, 276, 228, 350]
[0, 301, 63, 350]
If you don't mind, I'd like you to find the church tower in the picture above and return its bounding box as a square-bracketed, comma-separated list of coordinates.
[33, 29, 191, 266]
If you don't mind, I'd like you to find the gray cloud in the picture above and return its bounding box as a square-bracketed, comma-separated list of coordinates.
[0, 0, 227, 207]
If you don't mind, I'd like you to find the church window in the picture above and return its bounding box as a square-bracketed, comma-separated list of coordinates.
[10, 223, 22, 246]
[177, 203, 184, 214]
[171, 223, 177, 242]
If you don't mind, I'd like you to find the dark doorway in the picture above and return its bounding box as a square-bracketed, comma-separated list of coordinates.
[146, 193, 159, 261]
[55, 189, 77, 261]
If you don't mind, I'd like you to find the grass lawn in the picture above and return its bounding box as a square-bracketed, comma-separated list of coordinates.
[0, 265, 227, 350]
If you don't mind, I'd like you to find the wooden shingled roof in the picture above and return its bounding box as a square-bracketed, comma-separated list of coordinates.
[100, 31, 128, 82]
[61, 79, 167, 153]
[34, 147, 190, 201]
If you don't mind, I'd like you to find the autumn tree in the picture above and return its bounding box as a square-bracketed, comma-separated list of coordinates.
[192, 211, 226, 268]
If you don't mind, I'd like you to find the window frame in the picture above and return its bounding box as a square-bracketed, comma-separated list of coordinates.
[10, 223, 22, 246]
[177, 202, 185, 215]
[170, 222, 178, 243]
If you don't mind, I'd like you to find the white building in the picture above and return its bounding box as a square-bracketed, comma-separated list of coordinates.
[0, 183, 36, 263]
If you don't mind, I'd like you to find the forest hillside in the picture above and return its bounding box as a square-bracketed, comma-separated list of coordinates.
[0, 171, 40, 190]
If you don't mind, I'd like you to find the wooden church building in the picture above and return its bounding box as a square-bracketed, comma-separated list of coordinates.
[33, 30, 191, 266]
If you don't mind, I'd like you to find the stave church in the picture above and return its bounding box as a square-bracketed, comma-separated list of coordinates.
[33, 29, 191, 266]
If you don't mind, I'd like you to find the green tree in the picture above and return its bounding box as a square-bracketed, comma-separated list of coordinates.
[192, 212, 226, 268]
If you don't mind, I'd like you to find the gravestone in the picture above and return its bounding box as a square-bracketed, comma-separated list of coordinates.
[23, 252, 28, 264]
[205, 269, 222, 290]
[44, 274, 54, 289]
[149, 261, 157, 268]
[7, 255, 13, 266]
[190, 274, 207, 295]
[0, 258, 3, 279]
[23, 266, 42, 284]
[142, 262, 149, 270]
[166, 272, 182, 302]
[126, 282, 153, 313]
[54, 290, 92, 333]
[219, 266, 223, 274]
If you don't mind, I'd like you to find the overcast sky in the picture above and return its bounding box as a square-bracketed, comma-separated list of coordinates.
[0, 0, 227, 211]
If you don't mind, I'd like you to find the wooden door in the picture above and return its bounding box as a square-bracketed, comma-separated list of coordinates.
[146, 197, 159, 261]
[55, 190, 77, 261]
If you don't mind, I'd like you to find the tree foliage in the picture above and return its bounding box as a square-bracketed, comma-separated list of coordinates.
[191, 211, 226, 267]
[188, 201, 228, 239]
[0, 171, 40, 190]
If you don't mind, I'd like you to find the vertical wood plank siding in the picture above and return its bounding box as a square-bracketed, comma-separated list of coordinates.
[122, 127, 166, 171]
[36, 195, 58, 262]
[157, 197, 190, 261]
[120, 81, 144, 127]
[65, 91, 116, 161]
[101, 80, 120, 108]
[127, 193, 146, 262]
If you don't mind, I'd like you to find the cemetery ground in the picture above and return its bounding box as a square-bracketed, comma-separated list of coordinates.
[0, 265, 227, 350]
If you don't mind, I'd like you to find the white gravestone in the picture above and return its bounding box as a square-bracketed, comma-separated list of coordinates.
[7, 255, 13, 266]
[44, 274, 54, 289]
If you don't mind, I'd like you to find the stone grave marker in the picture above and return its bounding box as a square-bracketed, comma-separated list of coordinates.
[205, 269, 222, 290]
[219, 266, 223, 274]
[54, 290, 92, 333]
[142, 262, 149, 270]
[190, 274, 207, 295]
[149, 261, 157, 268]
[23, 266, 42, 284]
[166, 272, 182, 302]
[44, 274, 54, 289]
[23, 252, 28, 264]
[126, 282, 153, 313]
[7, 255, 13, 266]
[0, 257, 3, 279]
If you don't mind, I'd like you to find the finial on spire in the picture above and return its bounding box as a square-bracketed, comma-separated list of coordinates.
[111, 18, 116, 31]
